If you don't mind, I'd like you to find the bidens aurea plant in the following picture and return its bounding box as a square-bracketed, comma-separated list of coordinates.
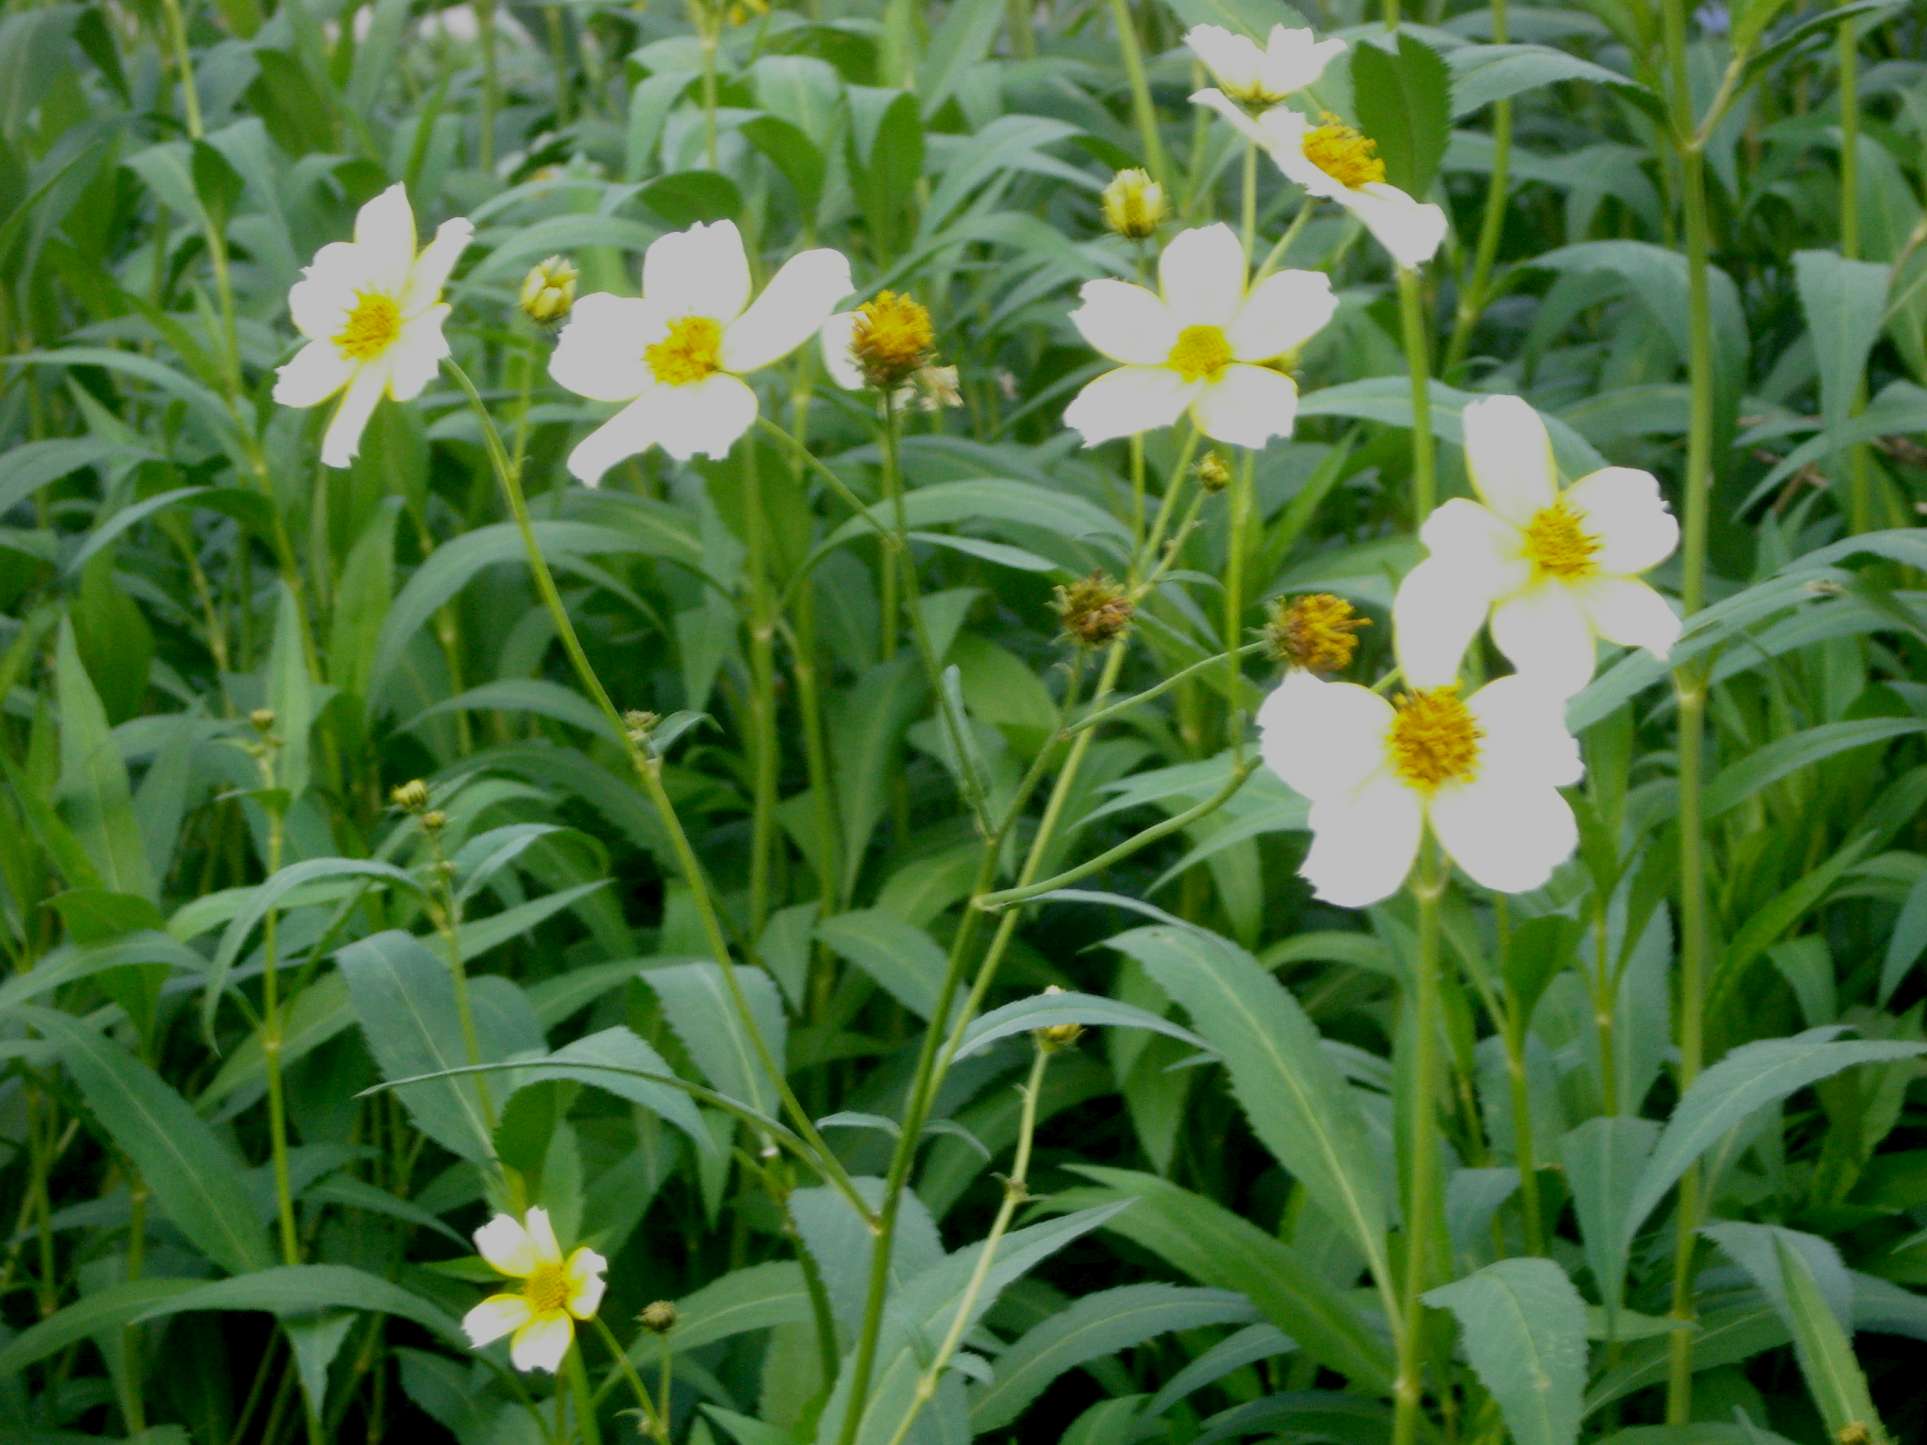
[13, 3, 1924, 1445]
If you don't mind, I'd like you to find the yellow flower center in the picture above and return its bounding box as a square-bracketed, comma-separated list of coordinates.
[523, 1260, 570, 1315]
[1167, 324, 1234, 383]
[1524, 500, 1600, 580]
[1302, 116, 1386, 190]
[333, 291, 401, 362]
[1388, 687, 1482, 793]
[853, 291, 935, 388]
[646, 314, 724, 386]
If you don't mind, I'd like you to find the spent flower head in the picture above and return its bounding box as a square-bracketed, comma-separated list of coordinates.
[519, 255, 578, 325]
[1101, 168, 1166, 239]
[1266, 593, 1369, 673]
[1196, 450, 1232, 492]
[1054, 571, 1133, 647]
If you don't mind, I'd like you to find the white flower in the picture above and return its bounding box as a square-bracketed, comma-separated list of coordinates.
[1258, 668, 1582, 907]
[1183, 24, 1345, 107]
[1191, 92, 1447, 269]
[550, 220, 853, 483]
[460, 1207, 609, 1374]
[1062, 223, 1335, 449]
[1392, 394, 1682, 698]
[274, 183, 472, 468]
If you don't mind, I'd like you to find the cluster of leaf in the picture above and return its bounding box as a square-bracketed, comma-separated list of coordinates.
[1, 0, 1924, 1442]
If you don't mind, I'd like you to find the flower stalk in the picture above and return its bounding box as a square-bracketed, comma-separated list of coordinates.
[1392, 836, 1444, 1445]
[1396, 266, 1436, 521]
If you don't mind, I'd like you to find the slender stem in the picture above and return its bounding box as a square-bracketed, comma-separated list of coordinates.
[742, 435, 778, 943]
[1223, 451, 1253, 753]
[1392, 836, 1443, 1445]
[1396, 267, 1437, 522]
[879, 1047, 1053, 1445]
[1593, 900, 1620, 1115]
[425, 823, 500, 1139]
[475, 0, 500, 170]
[879, 397, 910, 844]
[1068, 641, 1266, 736]
[1837, 6, 1872, 532]
[565, 1342, 602, 1445]
[1107, 0, 1168, 186]
[1501, 986, 1546, 1256]
[444, 360, 874, 1225]
[589, 1317, 662, 1439]
[255, 753, 300, 1267]
[1662, 0, 1714, 1419]
[1252, 198, 1316, 284]
[1241, 139, 1259, 259]
[1443, 0, 1510, 379]
[700, 28, 720, 170]
[157, 0, 204, 138]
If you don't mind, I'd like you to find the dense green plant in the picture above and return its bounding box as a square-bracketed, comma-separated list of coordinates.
[1, 0, 1924, 1442]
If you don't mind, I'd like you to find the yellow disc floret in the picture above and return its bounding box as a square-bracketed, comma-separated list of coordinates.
[1388, 686, 1482, 792]
[1267, 593, 1370, 673]
[1302, 115, 1387, 190]
[646, 314, 725, 386]
[1167, 324, 1234, 383]
[334, 291, 402, 362]
[1524, 500, 1601, 579]
[852, 291, 935, 389]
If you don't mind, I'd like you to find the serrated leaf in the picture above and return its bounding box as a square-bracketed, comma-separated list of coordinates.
[1351, 34, 1452, 196]
[1424, 1259, 1588, 1445]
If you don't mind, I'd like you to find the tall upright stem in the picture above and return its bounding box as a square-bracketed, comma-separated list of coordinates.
[1443, 0, 1510, 378]
[742, 438, 779, 943]
[1392, 837, 1444, 1445]
[258, 799, 299, 1267]
[475, 0, 501, 170]
[1397, 267, 1437, 521]
[1662, 0, 1715, 1419]
[1223, 453, 1252, 753]
[158, 0, 204, 138]
[1837, 6, 1872, 532]
[1107, 0, 1168, 186]
[1240, 139, 1259, 259]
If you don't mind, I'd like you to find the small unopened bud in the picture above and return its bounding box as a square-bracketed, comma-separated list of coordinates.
[1101, 167, 1166, 240]
[639, 1300, 678, 1334]
[851, 291, 936, 390]
[519, 255, 578, 325]
[1034, 983, 1084, 1051]
[249, 708, 277, 732]
[623, 710, 660, 747]
[1053, 571, 1133, 648]
[420, 809, 447, 833]
[1265, 593, 1370, 674]
[1836, 1426, 1871, 1445]
[390, 779, 430, 813]
[1196, 450, 1232, 492]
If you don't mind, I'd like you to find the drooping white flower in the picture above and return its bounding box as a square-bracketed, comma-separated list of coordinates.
[1062, 223, 1336, 449]
[274, 183, 472, 468]
[549, 220, 852, 482]
[1258, 667, 1582, 907]
[1183, 24, 1346, 108]
[1392, 394, 1682, 698]
[461, 1207, 608, 1374]
[1190, 92, 1447, 269]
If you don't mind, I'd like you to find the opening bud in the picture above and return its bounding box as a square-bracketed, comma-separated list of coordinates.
[519, 255, 578, 325]
[1101, 168, 1166, 239]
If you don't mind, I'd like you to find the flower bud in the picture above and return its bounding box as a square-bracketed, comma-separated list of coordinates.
[1053, 571, 1133, 648]
[639, 1300, 679, 1334]
[1034, 983, 1084, 1052]
[852, 291, 936, 390]
[1196, 450, 1232, 491]
[1101, 168, 1166, 240]
[518, 255, 578, 325]
[623, 709, 660, 747]
[249, 707, 277, 733]
[421, 809, 447, 833]
[1264, 593, 1369, 674]
[390, 779, 430, 813]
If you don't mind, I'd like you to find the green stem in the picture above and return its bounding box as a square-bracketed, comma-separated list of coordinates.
[157, 0, 204, 138]
[425, 823, 500, 1142]
[1223, 452, 1253, 754]
[444, 359, 874, 1227]
[1241, 138, 1258, 259]
[1106, 0, 1168, 186]
[566, 1341, 602, 1445]
[1442, 0, 1510, 379]
[701, 29, 720, 171]
[743, 435, 778, 944]
[1396, 267, 1437, 522]
[1252, 198, 1316, 284]
[475, 0, 500, 170]
[1501, 987, 1545, 1255]
[1838, 5, 1872, 532]
[1392, 837, 1444, 1445]
[1068, 641, 1265, 736]
[257, 783, 300, 1267]
[589, 1316, 662, 1439]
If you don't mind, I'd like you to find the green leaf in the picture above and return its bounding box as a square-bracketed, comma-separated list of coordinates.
[1424, 1259, 1588, 1445]
[1447, 44, 1662, 121]
[1774, 1237, 1890, 1443]
[506, 1026, 712, 1155]
[1558, 1116, 1659, 1325]
[642, 961, 787, 1115]
[131, 1264, 466, 1348]
[663, 1261, 813, 1354]
[1702, 718, 1923, 821]
[1793, 250, 1890, 451]
[1159, 0, 1308, 41]
[264, 582, 314, 801]
[55, 619, 153, 901]
[1350, 33, 1452, 196]
[1878, 872, 1927, 1007]
[0, 1279, 203, 1378]
[971, 1284, 1256, 1430]
[951, 989, 1207, 1062]
[817, 909, 950, 1022]
[1105, 924, 1393, 1294]
[20, 1006, 271, 1276]
[915, 0, 1005, 119]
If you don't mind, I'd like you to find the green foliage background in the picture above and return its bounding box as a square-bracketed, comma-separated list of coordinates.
[1, 0, 1924, 1441]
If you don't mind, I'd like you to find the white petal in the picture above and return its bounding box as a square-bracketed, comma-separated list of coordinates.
[473, 1213, 538, 1278]
[287, 242, 365, 340]
[567, 396, 657, 484]
[1578, 577, 1683, 660]
[403, 216, 474, 313]
[385, 305, 450, 401]
[1429, 775, 1577, 895]
[550, 294, 665, 402]
[320, 362, 389, 469]
[1258, 26, 1345, 95]
[1464, 674, 1583, 789]
[651, 373, 758, 461]
[1062, 366, 1193, 446]
[1191, 89, 1291, 167]
[721, 248, 854, 374]
[1301, 773, 1424, 908]
[1340, 184, 1447, 270]
[273, 340, 354, 408]
[1184, 26, 1262, 95]
[1226, 268, 1336, 362]
[1460, 394, 1558, 525]
[522, 1208, 562, 1266]
[463, 1293, 534, 1347]
[1069, 279, 1178, 365]
[1190, 363, 1297, 449]
[352, 183, 416, 296]
[509, 1312, 575, 1374]
[565, 1247, 608, 1319]
[1159, 224, 1246, 328]
[1489, 583, 1596, 699]
[643, 219, 751, 322]
[818, 311, 865, 389]
[1418, 498, 1529, 588]
[1256, 669, 1395, 803]
[1562, 466, 1679, 575]
[1391, 558, 1488, 691]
